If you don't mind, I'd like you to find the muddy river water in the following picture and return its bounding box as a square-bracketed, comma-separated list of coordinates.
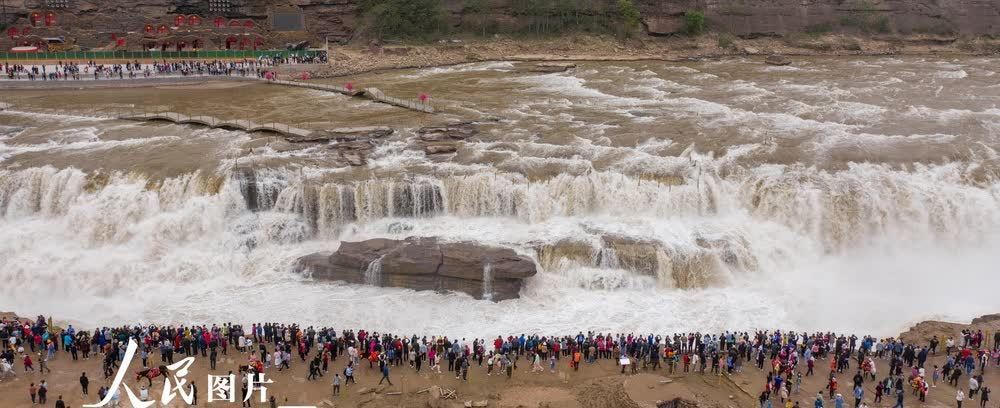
[1, 56, 998, 335]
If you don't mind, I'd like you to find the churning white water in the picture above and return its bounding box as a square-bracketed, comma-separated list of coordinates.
[1, 57, 999, 337]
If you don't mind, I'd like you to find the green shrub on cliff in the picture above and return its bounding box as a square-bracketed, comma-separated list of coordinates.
[617, 0, 642, 37]
[838, 1, 891, 34]
[505, 0, 623, 37]
[359, 0, 445, 40]
[684, 11, 705, 36]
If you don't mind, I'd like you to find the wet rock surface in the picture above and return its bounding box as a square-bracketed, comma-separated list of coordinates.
[415, 122, 479, 155]
[296, 237, 537, 301]
[286, 126, 395, 143]
[764, 55, 792, 66]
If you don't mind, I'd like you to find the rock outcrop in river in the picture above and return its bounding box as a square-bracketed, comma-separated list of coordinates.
[416, 122, 479, 155]
[296, 237, 537, 301]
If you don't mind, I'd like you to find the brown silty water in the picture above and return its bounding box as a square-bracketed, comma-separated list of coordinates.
[0, 56, 997, 335]
[3, 57, 998, 176]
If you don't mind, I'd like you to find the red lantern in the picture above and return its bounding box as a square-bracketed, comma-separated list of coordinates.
[6, 27, 17, 39]
[243, 20, 254, 29]
[30, 12, 41, 27]
[174, 15, 185, 27]
[188, 15, 201, 26]
[45, 12, 56, 27]
[214, 17, 225, 28]
[144, 24, 154, 34]
[157, 24, 169, 34]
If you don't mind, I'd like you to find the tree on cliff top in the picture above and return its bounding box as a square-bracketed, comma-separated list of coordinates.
[359, 0, 445, 40]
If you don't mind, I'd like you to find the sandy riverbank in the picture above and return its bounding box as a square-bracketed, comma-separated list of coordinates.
[0, 312, 997, 408]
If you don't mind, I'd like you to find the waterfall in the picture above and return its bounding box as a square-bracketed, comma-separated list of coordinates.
[364, 255, 386, 286]
[232, 167, 288, 212]
[481, 263, 494, 301]
[596, 247, 619, 269]
[1, 161, 998, 329]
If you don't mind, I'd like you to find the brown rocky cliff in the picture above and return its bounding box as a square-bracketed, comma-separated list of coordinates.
[3, 0, 997, 43]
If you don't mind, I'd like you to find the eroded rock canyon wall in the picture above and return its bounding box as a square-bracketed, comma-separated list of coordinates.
[1, 0, 996, 44]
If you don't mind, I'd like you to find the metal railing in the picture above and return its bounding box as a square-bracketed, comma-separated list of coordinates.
[365, 88, 434, 113]
[0, 49, 325, 61]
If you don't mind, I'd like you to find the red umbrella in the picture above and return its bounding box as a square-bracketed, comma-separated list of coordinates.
[345, 82, 354, 92]
[419, 93, 429, 103]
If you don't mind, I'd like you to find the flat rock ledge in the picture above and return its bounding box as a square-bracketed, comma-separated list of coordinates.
[295, 237, 537, 301]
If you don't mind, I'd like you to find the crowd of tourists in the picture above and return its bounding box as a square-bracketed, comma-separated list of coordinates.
[1, 315, 997, 408]
[2, 53, 327, 81]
